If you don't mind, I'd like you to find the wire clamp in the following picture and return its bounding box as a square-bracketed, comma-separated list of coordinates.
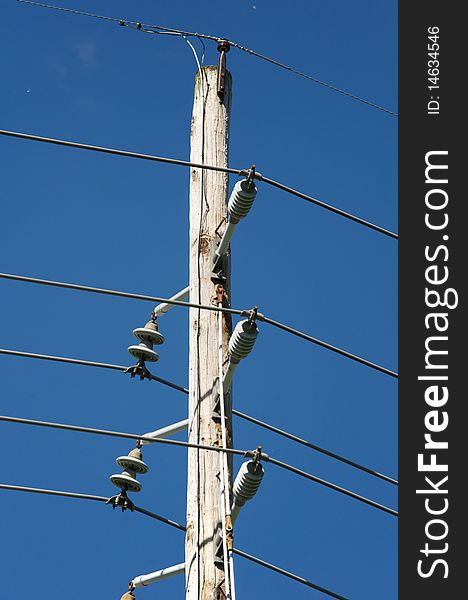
[239, 167, 262, 181]
[252, 445, 263, 470]
[106, 490, 136, 512]
[246, 165, 256, 189]
[244, 306, 258, 332]
[124, 359, 153, 381]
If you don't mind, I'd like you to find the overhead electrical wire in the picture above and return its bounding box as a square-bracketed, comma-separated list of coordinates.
[232, 548, 349, 600]
[0, 414, 254, 459]
[0, 483, 109, 503]
[0, 348, 188, 393]
[0, 482, 349, 599]
[0, 272, 397, 378]
[0, 344, 397, 484]
[0, 415, 397, 517]
[0, 272, 243, 316]
[262, 316, 398, 378]
[259, 175, 398, 239]
[232, 409, 398, 486]
[16, 0, 397, 117]
[5, 3, 397, 594]
[0, 483, 187, 531]
[0, 129, 398, 239]
[0, 128, 241, 175]
[266, 456, 397, 517]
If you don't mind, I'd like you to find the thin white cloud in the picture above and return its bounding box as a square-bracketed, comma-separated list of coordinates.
[75, 41, 97, 66]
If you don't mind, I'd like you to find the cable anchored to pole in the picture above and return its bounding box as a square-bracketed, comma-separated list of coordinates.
[16, 1, 397, 117]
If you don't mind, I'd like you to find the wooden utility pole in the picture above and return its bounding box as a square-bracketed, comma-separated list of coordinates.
[186, 65, 233, 600]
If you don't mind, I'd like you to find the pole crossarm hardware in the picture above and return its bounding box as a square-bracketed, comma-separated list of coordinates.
[152, 286, 190, 317]
[141, 419, 190, 444]
[0, 129, 397, 238]
[132, 563, 186, 588]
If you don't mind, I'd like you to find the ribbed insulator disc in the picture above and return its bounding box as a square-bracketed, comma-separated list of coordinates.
[109, 473, 142, 493]
[133, 327, 165, 345]
[116, 455, 149, 474]
[128, 344, 159, 362]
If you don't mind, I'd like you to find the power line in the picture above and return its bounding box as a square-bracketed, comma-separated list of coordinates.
[6, 5, 396, 594]
[263, 316, 398, 378]
[0, 128, 241, 175]
[0, 345, 397, 483]
[0, 480, 349, 598]
[0, 348, 187, 393]
[260, 175, 398, 239]
[0, 414, 396, 516]
[16, 0, 397, 117]
[233, 409, 397, 486]
[0, 129, 397, 238]
[133, 506, 187, 532]
[15, 0, 219, 38]
[225, 43, 398, 118]
[267, 456, 397, 517]
[0, 414, 254, 459]
[232, 548, 349, 600]
[0, 483, 108, 503]
[0, 483, 186, 531]
[0, 272, 397, 378]
[0, 271, 244, 317]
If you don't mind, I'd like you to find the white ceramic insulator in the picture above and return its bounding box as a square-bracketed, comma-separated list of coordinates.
[228, 180, 257, 224]
[228, 319, 259, 364]
[233, 460, 264, 508]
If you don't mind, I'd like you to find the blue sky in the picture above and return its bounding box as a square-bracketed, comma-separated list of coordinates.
[0, 1, 397, 598]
